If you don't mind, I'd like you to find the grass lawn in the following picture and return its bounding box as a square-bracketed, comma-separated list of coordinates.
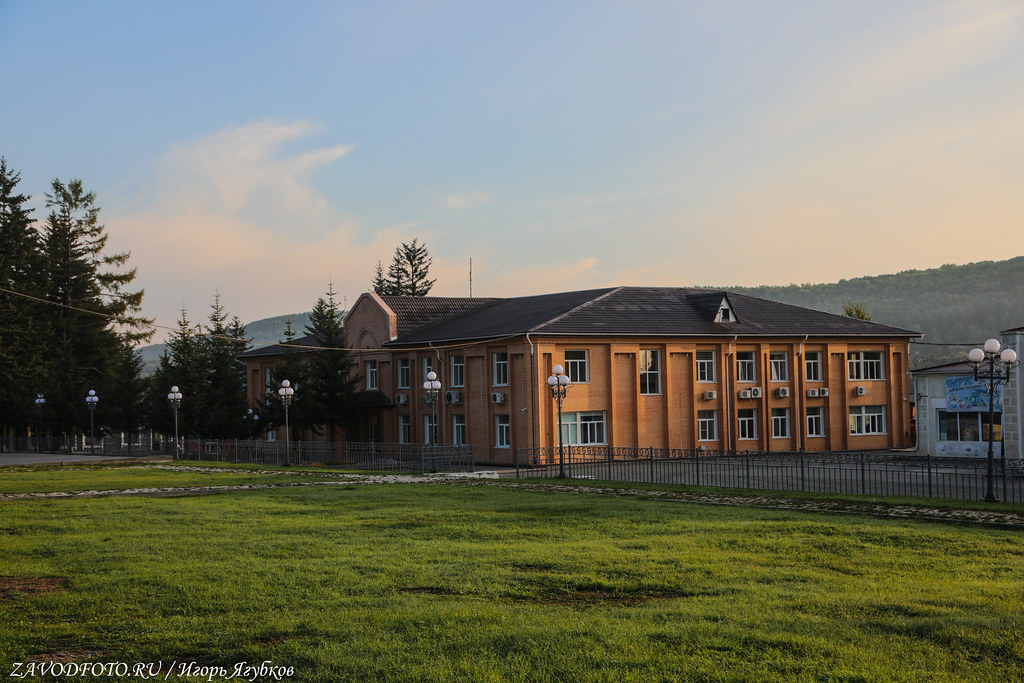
[0, 469, 1022, 681]
[0, 466, 332, 495]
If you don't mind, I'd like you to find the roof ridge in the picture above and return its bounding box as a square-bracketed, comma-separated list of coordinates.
[529, 287, 622, 332]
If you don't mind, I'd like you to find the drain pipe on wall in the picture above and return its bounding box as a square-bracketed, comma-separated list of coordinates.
[725, 335, 737, 451]
[527, 333, 538, 452]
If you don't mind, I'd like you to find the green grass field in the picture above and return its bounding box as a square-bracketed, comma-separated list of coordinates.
[1, 466, 1022, 681]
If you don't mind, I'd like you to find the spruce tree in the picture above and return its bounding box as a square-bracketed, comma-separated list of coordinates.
[380, 238, 435, 296]
[263, 318, 311, 438]
[41, 178, 151, 439]
[202, 294, 251, 438]
[304, 283, 359, 444]
[0, 158, 47, 436]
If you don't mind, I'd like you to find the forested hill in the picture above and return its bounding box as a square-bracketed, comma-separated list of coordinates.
[725, 256, 1024, 368]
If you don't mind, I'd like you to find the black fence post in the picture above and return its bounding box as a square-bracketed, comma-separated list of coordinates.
[927, 453, 932, 499]
[800, 452, 806, 492]
[607, 444, 613, 482]
[859, 451, 866, 495]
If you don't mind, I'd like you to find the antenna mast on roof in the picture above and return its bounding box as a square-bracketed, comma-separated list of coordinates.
[469, 257, 473, 298]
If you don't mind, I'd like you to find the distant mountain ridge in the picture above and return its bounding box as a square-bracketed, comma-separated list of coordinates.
[724, 256, 1024, 367]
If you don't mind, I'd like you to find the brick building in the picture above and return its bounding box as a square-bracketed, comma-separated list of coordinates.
[341, 287, 919, 465]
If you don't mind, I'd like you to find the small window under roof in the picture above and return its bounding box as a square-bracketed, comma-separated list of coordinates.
[715, 297, 737, 323]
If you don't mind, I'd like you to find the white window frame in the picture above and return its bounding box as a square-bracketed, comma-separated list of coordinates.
[849, 405, 886, 435]
[365, 360, 378, 390]
[696, 350, 716, 383]
[565, 350, 589, 384]
[806, 407, 824, 438]
[397, 358, 410, 389]
[423, 357, 434, 382]
[738, 409, 757, 440]
[769, 352, 788, 382]
[697, 410, 718, 441]
[559, 411, 607, 445]
[495, 414, 510, 448]
[450, 355, 465, 388]
[771, 407, 790, 438]
[493, 352, 509, 387]
[452, 414, 466, 446]
[398, 414, 411, 444]
[736, 352, 756, 383]
[639, 350, 661, 395]
[848, 351, 884, 381]
[804, 352, 822, 382]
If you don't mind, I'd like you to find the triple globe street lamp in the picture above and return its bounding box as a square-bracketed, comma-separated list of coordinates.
[34, 394, 46, 453]
[167, 386, 183, 458]
[423, 371, 442, 471]
[967, 338, 1019, 503]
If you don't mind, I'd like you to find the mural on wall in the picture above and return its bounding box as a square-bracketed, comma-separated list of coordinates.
[946, 376, 1002, 412]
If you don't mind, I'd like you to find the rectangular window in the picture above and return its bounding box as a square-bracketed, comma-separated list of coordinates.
[804, 352, 822, 382]
[398, 415, 411, 444]
[697, 410, 718, 441]
[848, 351, 884, 381]
[806, 407, 824, 437]
[495, 414, 510, 448]
[937, 411, 1000, 442]
[639, 350, 661, 394]
[265, 368, 273, 394]
[559, 411, 607, 445]
[493, 352, 509, 386]
[365, 360, 378, 390]
[771, 407, 790, 438]
[696, 350, 716, 382]
[450, 355, 465, 387]
[770, 352, 788, 382]
[452, 414, 466, 446]
[738, 409, 757, 440]
[849, 405, 886, 435]
[736, 352, 756, 383]
[397, 358, 410, 389]
[565, 350, 589, 383]
[423, 357, 434, 382]
[423, 414, 437, 444]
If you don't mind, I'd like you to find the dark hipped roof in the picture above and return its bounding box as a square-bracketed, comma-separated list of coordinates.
[910, 360, 975, 376]
[379, 295, 500, 339]
[384, 287, 919, 346]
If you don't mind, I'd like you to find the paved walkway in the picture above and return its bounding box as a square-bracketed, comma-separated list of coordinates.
[0, 452, 157, 466]
[2, 463, 1022, 528]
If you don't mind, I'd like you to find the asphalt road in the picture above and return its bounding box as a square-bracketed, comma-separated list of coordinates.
[0, 452, 152, 466]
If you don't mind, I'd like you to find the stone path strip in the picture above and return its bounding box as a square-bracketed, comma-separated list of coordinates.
[1, 465, 1022, 528]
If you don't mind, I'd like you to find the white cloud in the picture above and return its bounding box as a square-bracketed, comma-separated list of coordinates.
[442, 190, 491, 209]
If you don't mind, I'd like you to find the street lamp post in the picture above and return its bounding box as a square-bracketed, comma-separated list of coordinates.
[245, 408, 260, 439]
[423, 371, 442, 472]
[85, 389, 99, 455]
[967, 338, 1018, 503]
[167, 386, 182, 458]
[278, 380, 295, 465]
[34, 394, 46, 453]
[547, 364, 571, 478]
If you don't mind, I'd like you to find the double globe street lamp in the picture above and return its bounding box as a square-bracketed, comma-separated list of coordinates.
[278, 380, 295, 465]
[547, 364, 571, 478]
[167, 386, 183, 458]
[967, 338, 1019, 503]
[85, 389, 99, 455]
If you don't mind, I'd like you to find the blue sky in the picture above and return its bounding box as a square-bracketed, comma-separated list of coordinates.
[2, 1, 1023, 341]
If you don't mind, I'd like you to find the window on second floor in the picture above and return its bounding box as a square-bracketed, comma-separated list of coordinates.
[696, 350, 716, 382]
[397, 358, 410, 389]
[450, 355, 465, 387]
[848, 351, 884, 380]
[639, 350, 660, 394]
[565, 350, 588, 383]
[769, 352, 788, 382]
[736, 352, 756, 382]
[493, 352, 509, 386]
[804, 351, 822, 382]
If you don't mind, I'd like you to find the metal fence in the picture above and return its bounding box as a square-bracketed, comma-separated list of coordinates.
[178, 439, 475, 473]
[515, 446, 1024, 503]
[0, 434, 169, 457]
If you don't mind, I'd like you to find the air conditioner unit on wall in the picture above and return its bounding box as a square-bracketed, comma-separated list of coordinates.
[819, 388, 829, 397]
[394, 393, 408, 405]
[445, 390, 463, 405]
[806, 388, 819, 398]
[703, 390, 717, 401]
[855, 386, 867, 396]
[750, 387, 763, 398]
[491, 392, 506, 404]
[776, 387, 790, 398]
[738, 389, 752, 399]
